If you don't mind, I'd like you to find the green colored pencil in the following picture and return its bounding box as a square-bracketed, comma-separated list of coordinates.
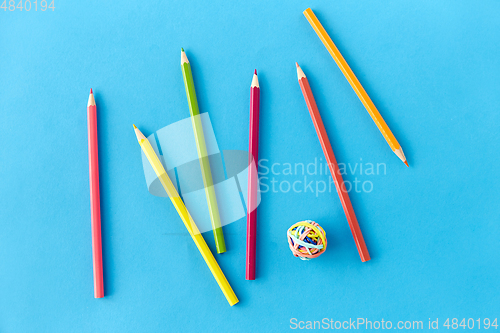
[181, 48, 226, 254]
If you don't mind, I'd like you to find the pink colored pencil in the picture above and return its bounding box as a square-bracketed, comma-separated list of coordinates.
[296, 64, 370, 262]
[87, 89, 104, 297]
[246, 70, 260, 280]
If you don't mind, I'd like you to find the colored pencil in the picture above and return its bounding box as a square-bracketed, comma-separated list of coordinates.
[181, 48, 226, 254]
[303, 8, 409, 167]
[133, 125, 239, 306]
[246, 69, 260, 280]
[87, 89, 104, 298]
[296, 64, 370, 262]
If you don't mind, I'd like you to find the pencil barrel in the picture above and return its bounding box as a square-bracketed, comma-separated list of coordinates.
[298, 76, 370, 262]
[87, 105, 104, 298]
[246, 84, 260, 280]
[182, 57, 226, 253]
[303, 8, 401, 153]
[138, 136, 238, 305]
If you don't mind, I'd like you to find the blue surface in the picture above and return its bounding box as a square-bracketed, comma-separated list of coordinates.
[1, 0, 499, 332]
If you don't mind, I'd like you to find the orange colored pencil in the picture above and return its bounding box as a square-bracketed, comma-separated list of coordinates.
[296, 63, 370, 262]
[303, 8, 408, 166]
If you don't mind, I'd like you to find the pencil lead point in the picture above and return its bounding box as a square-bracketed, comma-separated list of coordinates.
[133, 124, 137, 129]
[90, 88, 93, 94]
[404, 161, 409, 167]
[181, 48, 189, 64]
[296, 63, 306, 80]
[254, 69, 257, 75]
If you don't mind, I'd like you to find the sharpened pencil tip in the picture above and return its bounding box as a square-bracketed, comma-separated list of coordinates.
[181, 48, 189, 64]
[404, 161, 409, 167]
[87, 91, 96, 106]
[133, 124, 137, 129]
[251, 70, 259, 88]
[296, 63, 306, 80]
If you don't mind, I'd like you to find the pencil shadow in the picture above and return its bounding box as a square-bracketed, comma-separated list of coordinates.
[94, 92, 115, 297]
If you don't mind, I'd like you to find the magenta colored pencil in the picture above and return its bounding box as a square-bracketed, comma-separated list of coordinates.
[246, 70, 260, 280]
[87, 89, 104, 298]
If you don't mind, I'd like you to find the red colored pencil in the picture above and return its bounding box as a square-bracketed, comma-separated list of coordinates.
[87, 89, 104, 297]
[246, 69, 260, 280]
[296, 64, 370, 262]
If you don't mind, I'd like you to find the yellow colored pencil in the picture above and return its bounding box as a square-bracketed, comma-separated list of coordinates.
[133, 125, 238, 306]
[303, 8, 409, 167]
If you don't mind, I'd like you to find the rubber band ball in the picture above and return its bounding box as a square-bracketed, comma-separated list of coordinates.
[287, 220, 327, 260]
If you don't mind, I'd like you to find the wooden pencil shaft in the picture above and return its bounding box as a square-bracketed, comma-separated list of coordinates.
[298, 73, 370, 262]
[181, 54, 226, 253]
[182, 61, 201, 116]
[87, 101, 104, 298]
[136, 133, 238, 305]
[246, 78, 260, 280]
[303, 8, 400, 152]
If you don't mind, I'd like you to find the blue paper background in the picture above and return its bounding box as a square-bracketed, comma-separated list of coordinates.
[1, 0, 499, 332]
